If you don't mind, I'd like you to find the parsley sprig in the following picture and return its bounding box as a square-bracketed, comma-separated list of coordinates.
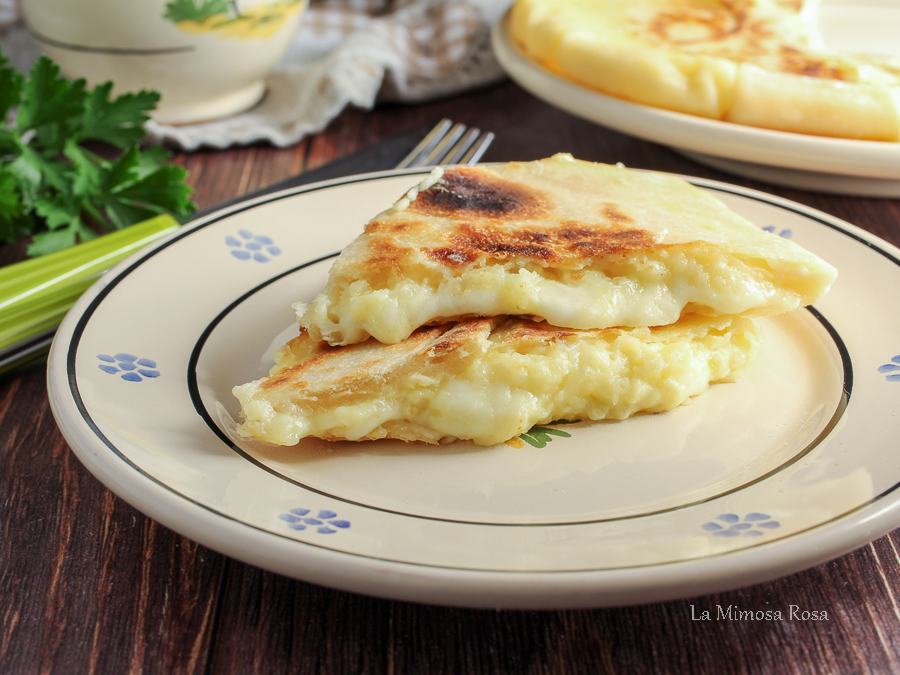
[0, 48, 195, 256]
[164, 0, 234, 23]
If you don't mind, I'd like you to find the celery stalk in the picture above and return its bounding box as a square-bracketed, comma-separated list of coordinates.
[0, 215, 180, 358]
[0, 278, 96, 348]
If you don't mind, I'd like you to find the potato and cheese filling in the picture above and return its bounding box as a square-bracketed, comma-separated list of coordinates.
[298, 247, 801, 346]
[233, 314, 762, 447]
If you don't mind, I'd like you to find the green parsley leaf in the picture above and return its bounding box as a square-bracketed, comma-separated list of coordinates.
[104, 147, 194, 215]
[16, 55, 87, 152]
[64, 140, 105, 200]
[0, 44, 195, 255]
[5, 147, 45, 206]
[81, 82, 160, 148]
[0, 51, 22, 122]
[27, 226, 80, 258]
[164, 0, 232, 23]
[0, 167, 29, 242]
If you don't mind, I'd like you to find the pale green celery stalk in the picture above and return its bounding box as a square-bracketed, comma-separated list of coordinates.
[0, 215, 180, 354]
[0, 278, 95, 348]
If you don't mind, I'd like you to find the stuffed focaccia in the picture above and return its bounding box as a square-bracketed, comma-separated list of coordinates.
[507, 0, 900, 141]
[233, 313, 762, 447]
[296, 155, 835, 346]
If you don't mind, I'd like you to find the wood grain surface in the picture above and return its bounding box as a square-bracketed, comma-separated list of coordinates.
[3, 80, 900, 675]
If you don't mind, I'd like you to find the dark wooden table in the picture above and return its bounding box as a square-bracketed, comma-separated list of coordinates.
[4, 79, 900, 674]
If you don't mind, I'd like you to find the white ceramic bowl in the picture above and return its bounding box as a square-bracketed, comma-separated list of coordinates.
[21, 0, 306, 124]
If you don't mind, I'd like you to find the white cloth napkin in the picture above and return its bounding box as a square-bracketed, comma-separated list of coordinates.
[0, 0, 511, 150]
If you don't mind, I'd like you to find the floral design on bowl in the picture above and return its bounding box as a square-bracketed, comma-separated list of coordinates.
[702, 513, 780, 537]
[97, 353, 160, 382]
[278, 508, 350, 534]
[762, 225, 793, 238]
[226, 229, 282, 262]
[877, 356, 900, 382]
[164, 0, 305, 40]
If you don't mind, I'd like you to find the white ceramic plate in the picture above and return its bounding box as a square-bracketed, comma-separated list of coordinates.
[48, 170, 900, 609]
[491, 9, 900, 197]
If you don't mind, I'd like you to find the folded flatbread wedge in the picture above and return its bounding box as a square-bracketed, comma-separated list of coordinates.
[508, 0, 900, 141]
[233, 313, 762, 447]
[296, 154, 836, 346]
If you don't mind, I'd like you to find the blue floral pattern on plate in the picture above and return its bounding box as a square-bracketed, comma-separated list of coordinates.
[97, 353, 160, 382]
[878, 356, 900, 381]
[279, 508, 351, 534]
[226, 229, 281, 262]
[702, 513, 780, 537]
[762, 225, 793, 238]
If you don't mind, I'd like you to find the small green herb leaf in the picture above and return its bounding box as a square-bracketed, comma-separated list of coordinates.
[0, 44, 195, 255]
[518, 420, 581, 448]
[80, 83, 160, 148]
[0, 52, 22, 122]
[0, 168, 29, 242]
[164, 0, 232, 23]
[27, 228, 81, 257]
[16, 55, 86, 148]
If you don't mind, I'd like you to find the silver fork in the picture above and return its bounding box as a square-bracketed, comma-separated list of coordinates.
[397, 118, 494, 168]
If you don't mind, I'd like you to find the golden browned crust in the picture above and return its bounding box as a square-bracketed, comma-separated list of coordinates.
[409, 168, 550, 220]
[773, 47, 854, 81]
[260, 320, 501, 396]
[371, 166, 663, 271]
[648, 1, 750, 47]
[643, 0, 856, 81]
[494, 318, 581, 343]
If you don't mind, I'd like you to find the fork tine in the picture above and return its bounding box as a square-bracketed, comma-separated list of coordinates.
[420, 122, 468, 166]
[397, 120, 494, 169]
[440, 127, 482, 165]
[458, 131, 494, 165]
[394, 118, 453, 169]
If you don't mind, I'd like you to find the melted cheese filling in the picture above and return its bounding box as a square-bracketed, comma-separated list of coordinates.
[234, 315, 761, 447]
[297, 248, 796, 345]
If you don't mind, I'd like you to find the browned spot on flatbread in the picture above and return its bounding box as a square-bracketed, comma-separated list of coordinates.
[499, 319, 578, 344]
[412, 168, 548, 219]
[425, 224, 560, 266]
[564, 228, 655, 255]
[427, 247, 479, 266]
[555, 219, 656, 255]
[646, 2, 856, 81]
[261, 325, 453, 392]
[260, 368, 309, 391]
[425, 221, 656, 266]
[260, 342, 335, 390]
[649, 2, 746, 45]
[776, 46, 854, 81]
[602, 204, 633, 224]
[427, 318, 497, 355]
[365, 218, 412, 235]
[362, 238, 413, 277]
